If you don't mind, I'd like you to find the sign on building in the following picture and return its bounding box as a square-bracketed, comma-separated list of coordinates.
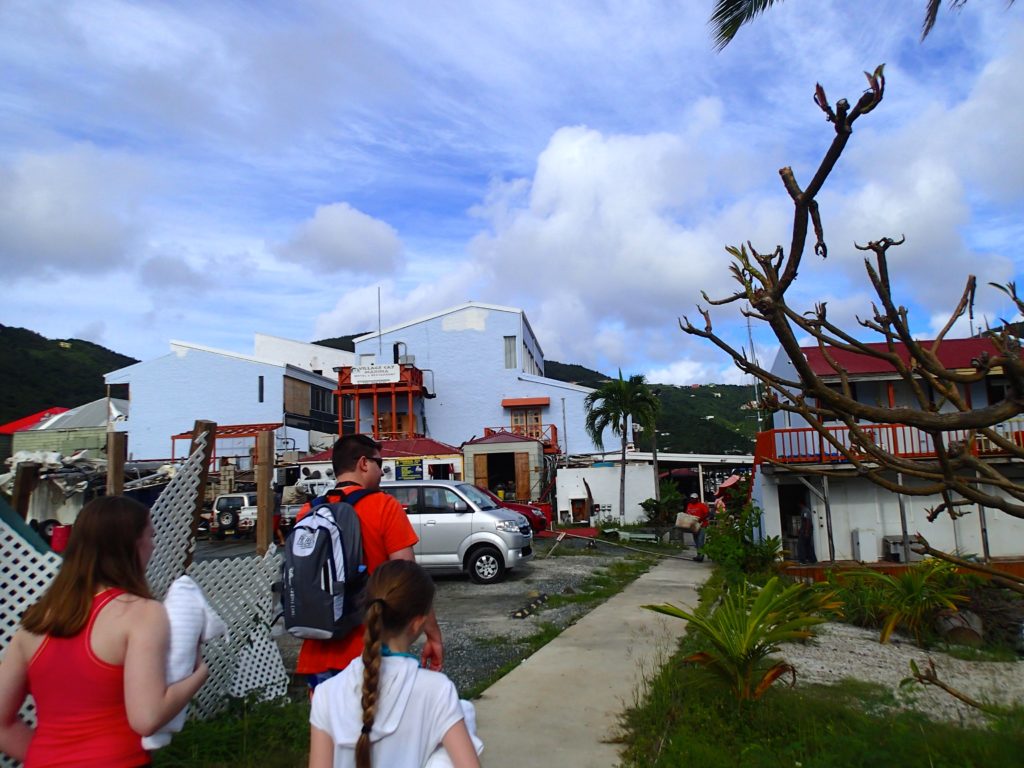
[351, 364, 401, 385]
[395, 458, 423, 481]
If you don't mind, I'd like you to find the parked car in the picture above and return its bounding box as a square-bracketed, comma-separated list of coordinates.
[478, 488, 547, 534]
[380, 479, 533, 584]
[209, 493, 300, 539]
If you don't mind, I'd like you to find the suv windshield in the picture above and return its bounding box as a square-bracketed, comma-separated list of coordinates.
[457, 483, 501, 510]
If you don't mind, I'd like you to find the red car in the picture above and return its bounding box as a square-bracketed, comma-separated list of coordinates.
[480, 488, 548, 534]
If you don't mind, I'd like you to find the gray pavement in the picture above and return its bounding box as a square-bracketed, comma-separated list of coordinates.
[473, 554, 710, 768]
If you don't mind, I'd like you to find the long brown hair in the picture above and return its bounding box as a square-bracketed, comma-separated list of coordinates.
[21, 495, 153, 637]
[356, 560, 435, 768]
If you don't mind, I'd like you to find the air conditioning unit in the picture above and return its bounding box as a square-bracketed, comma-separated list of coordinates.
[398, 354, 415, 365]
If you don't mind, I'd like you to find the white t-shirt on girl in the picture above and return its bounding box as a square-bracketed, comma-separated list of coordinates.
[310, 655, 480, 768]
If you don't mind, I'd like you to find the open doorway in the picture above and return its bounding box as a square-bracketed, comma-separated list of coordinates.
[777, 484, 805, 561]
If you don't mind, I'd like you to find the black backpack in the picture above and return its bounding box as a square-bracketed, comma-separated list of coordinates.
[280, 489, 376, 640]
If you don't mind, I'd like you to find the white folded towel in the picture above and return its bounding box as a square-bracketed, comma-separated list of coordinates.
[142, 575, 227, 750]
[423, 699, 484, 768]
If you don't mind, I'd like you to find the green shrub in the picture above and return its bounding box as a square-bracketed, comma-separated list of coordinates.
[862, 559, 973, 645]
[639, 481, 685, 526]
[701, 486, 780, 582]
[644, 576, 840, 702]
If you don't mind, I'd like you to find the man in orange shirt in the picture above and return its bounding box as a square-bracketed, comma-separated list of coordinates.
[685, 492, 711, 563]
[295, 434, 444, 691]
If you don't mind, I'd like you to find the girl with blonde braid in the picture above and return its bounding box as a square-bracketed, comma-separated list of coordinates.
[309, 560, 481, 768]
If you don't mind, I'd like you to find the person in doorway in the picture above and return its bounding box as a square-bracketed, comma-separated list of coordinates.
[0, 496, 209, 766]
[797, 499, 817, 564]
[308, 560, 481, 768]
[295, 435, 444, 693]
[685, 492, 711, 562]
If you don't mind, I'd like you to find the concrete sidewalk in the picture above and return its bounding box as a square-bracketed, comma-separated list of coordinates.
[473, 555, 710, 768]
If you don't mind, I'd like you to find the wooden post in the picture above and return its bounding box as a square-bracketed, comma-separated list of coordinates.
[106, 432, 127, 496]
[180, 420, 217, 571]
[896, 472, 912, 563]
[256, 430, 274, 556]
[822, 476, 836, 564]
[12, 462, 40, 520]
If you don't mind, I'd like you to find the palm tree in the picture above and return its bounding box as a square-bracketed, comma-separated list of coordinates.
[709, 1, 1011, 51]
[584, 371, 661, 522]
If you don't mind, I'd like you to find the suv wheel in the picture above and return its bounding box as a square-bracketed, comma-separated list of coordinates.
[468, 546, 505, 584]
[217, 510, 239, 528]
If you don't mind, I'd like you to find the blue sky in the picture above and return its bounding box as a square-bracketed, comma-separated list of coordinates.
[1, 1, 1021, 384]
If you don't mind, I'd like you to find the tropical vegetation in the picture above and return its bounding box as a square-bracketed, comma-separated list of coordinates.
[708, 0, 1014, 50]
[645, 576, 839, 702]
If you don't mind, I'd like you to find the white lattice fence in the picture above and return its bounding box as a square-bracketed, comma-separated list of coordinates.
[0, 507, 61, 768]
[0, 426, 288, 766]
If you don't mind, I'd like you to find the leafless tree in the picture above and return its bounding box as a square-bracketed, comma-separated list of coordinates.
[680, 66, 1024, 540]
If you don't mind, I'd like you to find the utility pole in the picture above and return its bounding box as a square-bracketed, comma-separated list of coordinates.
[651, 389, 662, 502]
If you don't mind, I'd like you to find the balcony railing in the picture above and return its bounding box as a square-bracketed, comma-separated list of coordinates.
[756, 418, 1024, 465]
[483, 423, 560, 453]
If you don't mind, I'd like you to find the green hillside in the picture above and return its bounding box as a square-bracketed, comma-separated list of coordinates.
[0, 325, 138, 424]
[543, 361, 757, 454]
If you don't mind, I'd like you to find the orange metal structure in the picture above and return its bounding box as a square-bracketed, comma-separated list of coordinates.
[335, 365, 429, 440]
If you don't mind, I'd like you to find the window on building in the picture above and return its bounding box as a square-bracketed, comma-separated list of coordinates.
[258, 375, 264, 403]
[504, 336, 516, 369]
[311, 387, 336, 414]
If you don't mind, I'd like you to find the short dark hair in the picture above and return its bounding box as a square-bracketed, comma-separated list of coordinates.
[332, 434, 380, 475]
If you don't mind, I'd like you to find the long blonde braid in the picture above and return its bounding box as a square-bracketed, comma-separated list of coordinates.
[354, 560, 436, 768]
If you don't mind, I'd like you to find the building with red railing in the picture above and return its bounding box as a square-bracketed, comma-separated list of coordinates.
[754, 338, 1024, 563]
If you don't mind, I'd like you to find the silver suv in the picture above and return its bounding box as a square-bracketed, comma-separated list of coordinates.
[381, 480, 534, 584]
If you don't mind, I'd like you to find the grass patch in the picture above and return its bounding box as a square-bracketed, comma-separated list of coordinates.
[543, 556, 653, 610]
[620, 569, 1024, 767]
[940, 643, 1021, 663]
[622, 660, 1024, 767]
[152, 697, 310, 768]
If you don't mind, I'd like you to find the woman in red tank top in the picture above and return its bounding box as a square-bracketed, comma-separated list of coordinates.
[0, 496, 209, 766]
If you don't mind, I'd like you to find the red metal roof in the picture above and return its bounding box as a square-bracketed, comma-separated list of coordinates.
[170, 423, 283, 440]
[0, 407, 69, 435]
[801, 338, 1003, 377]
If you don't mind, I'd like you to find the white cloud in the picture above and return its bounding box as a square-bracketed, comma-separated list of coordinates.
[275, 203, 402, 274]
[0, 145, 147, 278]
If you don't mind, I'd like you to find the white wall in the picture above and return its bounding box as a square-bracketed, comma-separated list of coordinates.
[757, 469, 1024, 560]
[106, 348, 301, 461]
[555, 464, 656, 525]
[253, 334, 354, 373]
[353, 304, 609, 452]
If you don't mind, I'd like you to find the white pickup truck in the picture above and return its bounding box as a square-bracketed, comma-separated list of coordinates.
[209, 492, 303, 539]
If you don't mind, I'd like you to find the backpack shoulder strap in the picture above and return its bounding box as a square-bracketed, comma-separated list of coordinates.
[338, 488, 379, 507]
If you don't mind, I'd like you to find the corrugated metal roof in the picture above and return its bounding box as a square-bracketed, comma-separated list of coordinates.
[801, 338, 1002, 377]
[29, 398, 128, 430]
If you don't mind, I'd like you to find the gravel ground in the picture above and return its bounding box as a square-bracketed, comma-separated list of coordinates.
[275, 537, 664, 696]
[784, 622, 1024, 723]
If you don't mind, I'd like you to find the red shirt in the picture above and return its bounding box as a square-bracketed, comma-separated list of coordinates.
[687, 501, 711, 528]
[26, 589, 148, 768]
[295, 484, 418, 675]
